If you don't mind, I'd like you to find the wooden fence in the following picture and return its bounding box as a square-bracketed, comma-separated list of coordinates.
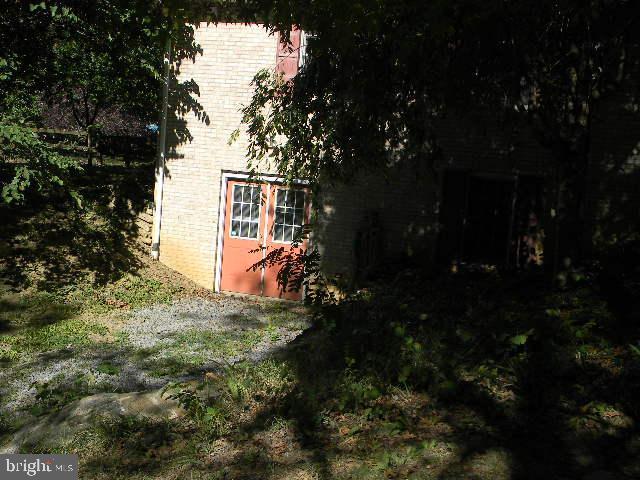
[34, 128, 156, 162]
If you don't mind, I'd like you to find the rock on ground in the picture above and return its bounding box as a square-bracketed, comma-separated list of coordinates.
[1, 389, 184, 454]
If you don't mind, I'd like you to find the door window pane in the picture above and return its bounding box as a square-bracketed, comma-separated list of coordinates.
[231, 220, 241, 237]
[274, 224, 284, 242]
[240, 221, 250, 238]
[251, 187, 261, 203]
[230, 184, 261, 239]
[249, 222, 259, 239]
[273, 188, 306, 243]
[232, 203, 242, 218]
[283, 225, 293, 242]
[241, 203, 251, 220]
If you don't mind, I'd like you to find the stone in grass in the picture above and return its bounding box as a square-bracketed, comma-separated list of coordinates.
[1, 389, 184, 454]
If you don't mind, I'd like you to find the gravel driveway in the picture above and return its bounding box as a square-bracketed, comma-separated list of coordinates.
[0, 296, 309, 415]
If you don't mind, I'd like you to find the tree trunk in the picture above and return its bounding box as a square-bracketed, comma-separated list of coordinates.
[86, 128, 93, 168]
[545, 148, 589, 282]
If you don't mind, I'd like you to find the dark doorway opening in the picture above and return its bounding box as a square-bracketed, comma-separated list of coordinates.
[438, 171, 544, 268]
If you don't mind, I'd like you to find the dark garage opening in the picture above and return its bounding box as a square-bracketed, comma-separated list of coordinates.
[438, 171, 544, 268]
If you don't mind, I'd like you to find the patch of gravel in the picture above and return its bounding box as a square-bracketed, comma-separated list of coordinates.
[123, 297, 268, 349]
[0, 297, 309, 415]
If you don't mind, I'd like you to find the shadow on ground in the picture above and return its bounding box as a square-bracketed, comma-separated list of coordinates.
[0, 163, 153, 291]
[149, 269, 639, 480]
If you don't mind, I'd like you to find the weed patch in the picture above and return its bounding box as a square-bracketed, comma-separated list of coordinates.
[68, 274, 181, 313]
[164, 360, 295, 441]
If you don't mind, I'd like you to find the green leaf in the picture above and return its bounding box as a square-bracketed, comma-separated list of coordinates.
[510, 334, 529, 345]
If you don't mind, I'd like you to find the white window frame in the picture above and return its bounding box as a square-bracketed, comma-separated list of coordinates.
[271, 187, 306, 244]
[298, 31, 317, 69]
[228, 184, 261, 240]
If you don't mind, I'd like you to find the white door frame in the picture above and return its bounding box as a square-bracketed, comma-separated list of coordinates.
[214, 171, 310, 294]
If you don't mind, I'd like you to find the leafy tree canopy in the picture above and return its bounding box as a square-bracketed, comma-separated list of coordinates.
[239, 0, 639, 178]
[0, 0, 201, 201]
[236, 0, 640, 264]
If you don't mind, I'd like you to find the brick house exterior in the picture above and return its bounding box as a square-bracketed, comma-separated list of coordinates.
[155, 24, 277, 289]
[152, 23, 640, 297]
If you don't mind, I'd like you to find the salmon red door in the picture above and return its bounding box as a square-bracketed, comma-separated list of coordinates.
[220, 181, 266, 296]
[263, 186, 310, 300]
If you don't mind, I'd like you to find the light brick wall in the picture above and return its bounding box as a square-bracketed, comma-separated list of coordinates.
[159, 23, 278, 288]
[157, 23, 443, 288]
[157, 23, 638, 290]
[316, 168, 439, 279]
[155, 24, 554, 289]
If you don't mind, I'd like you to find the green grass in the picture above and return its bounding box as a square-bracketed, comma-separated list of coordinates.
[0, 267, 307, 423]
[262, 302, 310, 331]
[68, 274, 182, 313]
[38, 351, 516, 480]
[133, 329, 267, 378]
[96, 362, 120, 376]
[2, 263, 637, 480]
[16, 318, 107, 351]
[0, 268, 187, 365]
[115, 272, 637, 479]
[0, 292, 108, 362]
[173, 328, 264, 357]
[0, 291, 79, 328]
